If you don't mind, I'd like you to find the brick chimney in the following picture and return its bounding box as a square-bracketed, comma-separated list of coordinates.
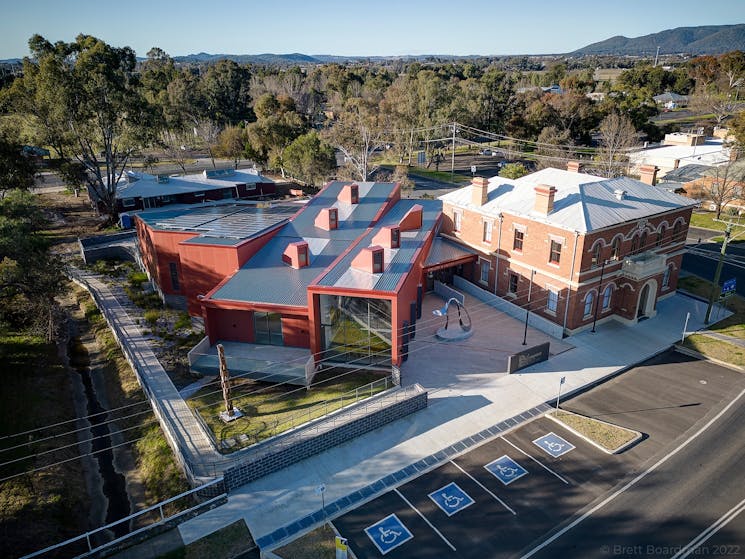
[314, 207, 338, 230]
[639, 165, 659, 186]
[534, 184, 557, 215]
[471, 177, 489, 206]
[352, 246, 385, 274]
[339, 183, 359, 204]
[566, 160, 580, 173]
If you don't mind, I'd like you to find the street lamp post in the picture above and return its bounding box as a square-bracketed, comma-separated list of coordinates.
[522, 270, 536, 346]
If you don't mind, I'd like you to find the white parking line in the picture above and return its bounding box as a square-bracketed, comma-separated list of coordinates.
[394, 488, 457, 552]
[519, 387, 745, 559]
[500, 436, 569, 485]
[671, 496, 745, 559]
[450, 460, 517, 515]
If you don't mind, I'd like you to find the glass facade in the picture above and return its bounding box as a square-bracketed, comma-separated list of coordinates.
[319, 295, 392, 366]
[254, 311, 284, 345]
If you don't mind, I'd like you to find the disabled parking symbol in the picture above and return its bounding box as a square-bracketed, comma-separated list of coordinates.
[364, 513, 413, 555]
[533, 432, 575, 457]
[484, 455, 529, 485]
[428, 482, 475, 516]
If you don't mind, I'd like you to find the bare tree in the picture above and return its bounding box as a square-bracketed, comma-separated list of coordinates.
[596, 113, 638, 178]
[158, 129, 193, 174]
[686, 159, 745, 219]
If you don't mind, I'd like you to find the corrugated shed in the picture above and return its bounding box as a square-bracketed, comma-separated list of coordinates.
[424, 238, 478, 268]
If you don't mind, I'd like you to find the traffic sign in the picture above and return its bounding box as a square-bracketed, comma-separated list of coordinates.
[485, 455, 529, 485]
[722, 278, 737, 294]
[428, 482, 475, 516]
[365, 513, 413, 555]
[533, 432, 575, 458]
[335, 536, 348, 559]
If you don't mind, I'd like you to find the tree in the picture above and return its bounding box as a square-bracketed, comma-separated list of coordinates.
[685, 160, 745, 219]
[283, 131, 336, 186]
[201, 60, 253, 125]
[0, 136, 36, 195]
[6, 34, 152, 222]
[499, 162, 529, 179]
[0, 189, 65, 340]
[596, 113, 638, 178]
[214, 126, 247, 168]
[246, 93, 306, 175]
[534, 126, 575, 170]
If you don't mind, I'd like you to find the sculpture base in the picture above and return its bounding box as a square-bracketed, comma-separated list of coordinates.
[219, 408, 244, 423]
[435, 327, 473, 341]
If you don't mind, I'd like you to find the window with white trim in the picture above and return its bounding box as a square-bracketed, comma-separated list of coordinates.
[549, 240, 562, 264]
[483, 220, 493, 243]
[479, 259, 490, 284]
[602, 285, 612, 310]
[662, 265, 671, 288]
[611, 237, 621, 260]
[513, 229, 524, 251]
[584, 292, 595, 317]
[547, 288, 559, 313]
[453, 210, 462, 232]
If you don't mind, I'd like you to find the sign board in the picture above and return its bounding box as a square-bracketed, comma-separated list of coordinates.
[470, 164, 477, 175]
[417, 151, 426, 165]
[335, 536, 348, 559]
[722, 278, 737, 294]
[507, 342, 550, 373]
[315, 484, 326, 495]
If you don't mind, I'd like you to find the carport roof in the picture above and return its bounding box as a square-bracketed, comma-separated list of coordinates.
[424, 237, 478, 269]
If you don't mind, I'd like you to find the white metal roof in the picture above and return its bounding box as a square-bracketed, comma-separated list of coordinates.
[439, 168, 698, 233]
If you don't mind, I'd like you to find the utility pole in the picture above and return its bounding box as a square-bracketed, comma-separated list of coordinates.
[451, 122, 457, 176]
[705, 222, 732, 324]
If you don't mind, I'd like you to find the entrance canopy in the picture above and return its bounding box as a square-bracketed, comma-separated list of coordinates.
[423, 238, 478, 273]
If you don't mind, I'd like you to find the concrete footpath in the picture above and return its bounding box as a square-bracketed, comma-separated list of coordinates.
[177, 293, 720, 550]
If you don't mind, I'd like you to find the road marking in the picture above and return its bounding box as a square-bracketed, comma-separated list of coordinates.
[671, 496, 745, 559]
[500, 437, 569, 485]
[394, 488, 456, 552]
[519, 387, 745, 559]
[450, 460, 517, 515]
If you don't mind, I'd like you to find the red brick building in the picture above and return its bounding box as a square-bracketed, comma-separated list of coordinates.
[439, 165, 698, 335]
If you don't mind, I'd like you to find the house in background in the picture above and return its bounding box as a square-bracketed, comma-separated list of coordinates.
[96, 168, 276, 218]
[629, 132, 731, 177]
[653, 91, 689, 110]
[438, 163, 698, 335]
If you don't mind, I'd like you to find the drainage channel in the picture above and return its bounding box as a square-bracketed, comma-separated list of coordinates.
[68, 336, 131, 539]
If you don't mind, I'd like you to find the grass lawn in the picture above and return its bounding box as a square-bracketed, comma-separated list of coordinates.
[275, 523, 337, 559]
[690, 211, 745, 232]
[550, 410, 637, 452]
[678, 276, 745, 340]
[409, 168, 471, 184]
[159, 519, 254, 559]
[188, 369, 390, 449]
[683, 335, 745, 367]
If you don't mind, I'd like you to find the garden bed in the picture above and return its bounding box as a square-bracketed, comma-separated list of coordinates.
[548, 410, 641, 454]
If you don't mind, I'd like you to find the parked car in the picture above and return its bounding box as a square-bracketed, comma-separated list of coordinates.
[479, 148, 499, 156]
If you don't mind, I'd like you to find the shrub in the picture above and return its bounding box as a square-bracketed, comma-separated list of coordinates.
[128, 271, 149, 287]
[143, 309, 160, 326]
[174, 312, 192, 331]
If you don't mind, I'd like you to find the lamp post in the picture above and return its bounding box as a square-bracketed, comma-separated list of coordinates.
[522, 270, 536, 346]
[591, 260, 607, 333]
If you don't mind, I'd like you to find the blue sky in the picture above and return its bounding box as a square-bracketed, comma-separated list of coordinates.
[1, 0, 744, 59]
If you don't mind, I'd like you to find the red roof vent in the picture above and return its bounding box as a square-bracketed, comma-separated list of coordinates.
[314, 207, 338, 231]
[339, 183, 359, 204]
[282, 241, 309, 269]
[373, 225, 401, 249]
[352, 245, 385, 274]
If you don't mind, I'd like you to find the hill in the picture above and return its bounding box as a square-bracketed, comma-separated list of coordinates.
[572, 24, 745, 56]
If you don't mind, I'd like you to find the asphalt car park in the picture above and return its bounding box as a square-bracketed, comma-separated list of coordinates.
[333, 350, 745, 558]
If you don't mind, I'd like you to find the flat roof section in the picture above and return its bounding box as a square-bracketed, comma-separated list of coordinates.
[136, 202, 300, 245]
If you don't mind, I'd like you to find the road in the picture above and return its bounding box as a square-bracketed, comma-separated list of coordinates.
[682, 242, 745, 297]
[527, 384, 745, 559]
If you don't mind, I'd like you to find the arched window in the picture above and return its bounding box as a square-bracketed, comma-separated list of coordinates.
[656, 226, 665, 247]
[662, 265, 672, 288]
[630, 234, 639, 254]
[591, 243, 601, 267]
[584, 292, 595, 317]
[640, 231, 648, 251]
[673, 221, 682, 242]
[602, 285, 612, 310]
[611, 237, 621, 260]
